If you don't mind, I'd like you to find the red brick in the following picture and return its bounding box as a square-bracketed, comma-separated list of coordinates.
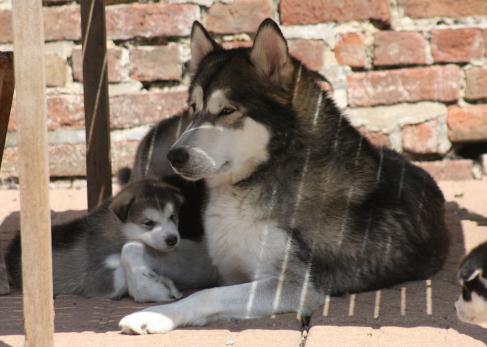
[288, 40, 326, 71]
[402, 120, 444, 154]
[106, 3, 199, 40]
[447, 105, 487, 142]
[8, 94, 85, 132]
[280, 0, 390, 25]
[44, 5, 81, 42]
[334, 33, 365, 68]
[206, 0, 273, 34]
[1, 141, 138, 178]
[358, 128, 391, 148]
[431, 28, 483, 63]
[110, 90, 188, 129]
[45, 54, 68, 87]
[347, 66, 460, 107]
[72, 47, 125, 83]
[221, 41, 253, 49]
[47, 94, 85, 129]
[465, 67, 487, 101]
[105, 0, 135, 4]
[9, 90, 188, 131]
[373, 31, 426, 66]
[415, 160, 473, 181]
[399, 0, 487, 19]
[43, 0, 74, 4]
[0, 11, 12, 43]
[0, 6, 81, 43]
[130, 45, 182, 82]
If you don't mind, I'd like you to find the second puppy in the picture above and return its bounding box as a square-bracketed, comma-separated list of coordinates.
[455, 241, 487, 326]
[7, 179, 186, 302]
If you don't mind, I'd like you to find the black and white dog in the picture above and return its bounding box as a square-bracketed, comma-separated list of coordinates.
[7, 180, 217, 302]
[456, 241, 487, 326]
[119, 19, 449, 334]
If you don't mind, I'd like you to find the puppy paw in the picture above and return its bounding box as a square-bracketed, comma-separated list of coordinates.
[119, 310, 176, 335]
[129, 272, 182, 303]
[160, 277, 183, 300]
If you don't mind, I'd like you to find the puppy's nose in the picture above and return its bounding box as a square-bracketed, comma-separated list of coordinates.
[165, 235, 178, 247]
[167, 147, 189, 168]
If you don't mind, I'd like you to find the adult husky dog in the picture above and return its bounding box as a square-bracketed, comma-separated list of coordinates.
[119, 19, 449, 334]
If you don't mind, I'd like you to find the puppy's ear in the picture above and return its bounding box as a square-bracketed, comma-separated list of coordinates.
[190, 21, 219, 75]
[109, 189, 136, 222]
[459, 267, 482, 283]
[250, 18, 294, 87]
[163, 184, 185, 206]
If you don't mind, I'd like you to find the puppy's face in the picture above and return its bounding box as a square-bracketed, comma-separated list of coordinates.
[110, 180, 183, 252]
[455, 242, 487, 326]
[455, 269, 487, 326]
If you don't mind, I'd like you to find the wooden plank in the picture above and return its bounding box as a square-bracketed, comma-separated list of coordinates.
[11, 1, 54, 347]
[80, 0, 112, 210]
[0, 52, 14, 170]
[0, 52, 13, 295]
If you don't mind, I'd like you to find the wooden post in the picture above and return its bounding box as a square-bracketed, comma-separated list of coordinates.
[11, 1, 54, 347]
[0, 52, 14, 295]
[80, 0, 112, 210]
[0, 52, 14, 169]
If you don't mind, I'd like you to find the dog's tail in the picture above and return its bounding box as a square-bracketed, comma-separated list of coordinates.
[116, 167, 132, 187]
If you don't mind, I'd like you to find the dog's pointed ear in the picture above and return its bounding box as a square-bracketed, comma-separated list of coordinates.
[190, 21, 219, 75]
[109, 189, 136, 222]
[250, 18, 294, 86]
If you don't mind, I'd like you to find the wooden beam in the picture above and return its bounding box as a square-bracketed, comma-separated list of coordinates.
[80, 0, 112, 210]
[0, 52, 14, 170]
[0, 52, 14, 295]
[11, 1, 54, 347]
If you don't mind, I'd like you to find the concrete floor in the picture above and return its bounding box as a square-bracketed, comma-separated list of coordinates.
[0, 180, 486, 346]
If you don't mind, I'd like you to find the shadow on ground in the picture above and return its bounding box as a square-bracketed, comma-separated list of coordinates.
[0, 203, 486, 344]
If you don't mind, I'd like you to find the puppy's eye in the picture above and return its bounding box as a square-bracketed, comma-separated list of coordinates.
[218, 107, 236, 117]
[142, 220, 155, 230]
[169, 214, 177, 223]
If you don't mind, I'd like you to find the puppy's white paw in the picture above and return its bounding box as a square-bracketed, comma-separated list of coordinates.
[119, 311, 176, 335]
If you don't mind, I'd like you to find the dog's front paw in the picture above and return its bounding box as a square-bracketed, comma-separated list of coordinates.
[119, 310, 176, 335]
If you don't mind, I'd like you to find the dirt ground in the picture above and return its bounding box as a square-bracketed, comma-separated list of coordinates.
[0, 180, 486, 346]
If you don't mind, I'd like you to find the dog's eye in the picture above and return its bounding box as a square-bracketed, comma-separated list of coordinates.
[142, 220, 155, 230]
[218, 107, 236, 117]
[169, 214, 177, 223]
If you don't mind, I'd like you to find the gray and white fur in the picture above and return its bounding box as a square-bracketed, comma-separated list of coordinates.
[119, 19, 449, 334]
[455, 241, 487, 326]
[6, 180, 215, 302]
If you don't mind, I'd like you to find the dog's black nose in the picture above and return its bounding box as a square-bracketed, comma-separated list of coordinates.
[167, 148, 189, 168]
[165, 235, 178, 247]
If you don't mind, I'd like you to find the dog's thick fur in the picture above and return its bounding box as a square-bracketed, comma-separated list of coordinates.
[119, 19, 449, 334]
[6, 180, 216, 302]
[455, 241, 487, 326]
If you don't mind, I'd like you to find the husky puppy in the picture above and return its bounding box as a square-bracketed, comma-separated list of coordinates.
[6, 179, 212, 302]
[119, 19, 449, 334]
[455, 241, 487, 326]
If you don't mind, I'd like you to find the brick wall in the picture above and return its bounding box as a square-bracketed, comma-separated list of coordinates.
[0, 0, 486, 182]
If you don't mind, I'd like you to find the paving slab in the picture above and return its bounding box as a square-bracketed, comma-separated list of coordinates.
[0, 180, 486, 346]
[0, 293, 303, 347]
